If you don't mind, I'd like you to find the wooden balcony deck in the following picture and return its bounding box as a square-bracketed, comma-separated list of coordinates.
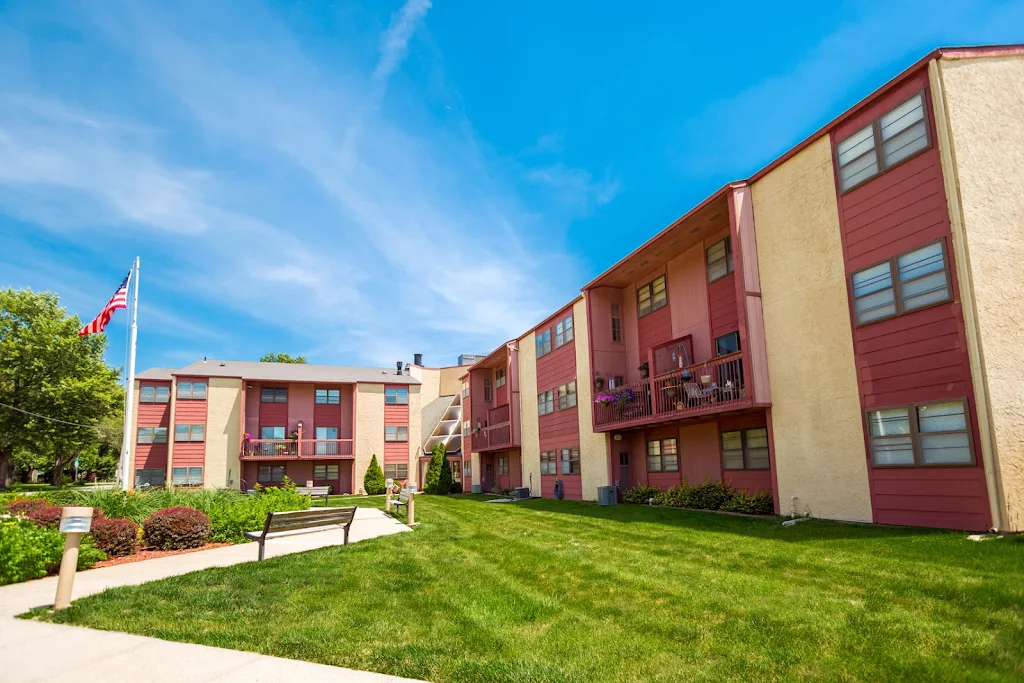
[240, 439, 354, 460]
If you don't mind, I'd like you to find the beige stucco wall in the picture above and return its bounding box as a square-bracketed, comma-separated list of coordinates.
[355, 383, 385, 494]
[204, 377, 242, 489]
[518, 330, 542, 497]
[934, 54, 1024, 531]
[407, 384, 422, 486]
[751, 136, 873, 522]
[438, 367, 464, 397]
[574, 297, 609, 500]
[408, 366, 440, 405]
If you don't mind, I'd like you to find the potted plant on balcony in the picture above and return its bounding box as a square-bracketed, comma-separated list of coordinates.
[593, 375, 605, 391]
[594, 393, 615, 406]
[638, 362, 649, 379]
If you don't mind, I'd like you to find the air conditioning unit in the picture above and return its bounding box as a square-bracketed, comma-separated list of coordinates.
[514, 487, 531, 500]
[597, 486, 618, 506]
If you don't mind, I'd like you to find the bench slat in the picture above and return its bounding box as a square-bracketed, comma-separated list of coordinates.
[266, 514, 355, 530]
[266, 508, 351, 520]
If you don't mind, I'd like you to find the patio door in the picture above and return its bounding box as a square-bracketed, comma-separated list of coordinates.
[484, 461, 494, 492]
[618, 452, 630, 488]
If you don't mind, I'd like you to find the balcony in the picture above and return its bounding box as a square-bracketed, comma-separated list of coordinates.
[470, 403, 514, 452]
[593, 352, 751, 431]
[240, 438, 354, 460]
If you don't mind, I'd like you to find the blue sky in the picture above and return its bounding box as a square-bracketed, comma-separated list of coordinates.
[1, 0, 1021, 374]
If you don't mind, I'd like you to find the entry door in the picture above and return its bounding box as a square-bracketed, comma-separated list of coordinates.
[485, 462, 494, 491]
[618, 452, 630, 488]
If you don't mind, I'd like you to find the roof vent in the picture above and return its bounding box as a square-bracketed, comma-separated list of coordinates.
[396, 361, 403, 375]
[413, 353, 423, 366]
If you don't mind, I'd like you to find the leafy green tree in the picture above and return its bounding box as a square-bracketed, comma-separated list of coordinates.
[0, 288, 123, 488]
[425, 442, 446, 494]
[260, 353, 307, 364]
[363, 454, 385, 495]
[438, 454, 454, 496]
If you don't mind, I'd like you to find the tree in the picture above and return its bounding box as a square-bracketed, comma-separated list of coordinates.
[260, 353, 307, 364]
[0, 288, 123, 488]
[438, 454, 454, 496]
[424, 442, 446, 494]
[363, 454, 385, 495]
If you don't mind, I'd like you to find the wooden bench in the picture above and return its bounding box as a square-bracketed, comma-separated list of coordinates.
[244, 507, 356, 561]
[295, 485, 331, 506]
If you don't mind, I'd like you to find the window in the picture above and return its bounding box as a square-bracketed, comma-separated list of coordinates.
[558, 380, 577, 409]
[555, 314, 574, 348]
[611, 304, 623, 343]
[619, 452, 629, 467]
[498, 456, 509, 476]
[385, 387, 409, 405]
[715, 331, 741, 357]
[495, 368, 506, 388]
[385, 463, 409, 480]
[483, 379, 492, 403]
[868, 399, 972, 467]
[646, 439, 678, 472]
[261, 387, 287, 403]
[258, 465, 285, 483]
[851, 240, 951, 326]
[178, 381, 207, 400]
[609, 375, 625, 389]
[315, 427, 339, 454]
[174, 424, 205, 442]
[536, 329, 552, 358]
[706, 238, 734, 283]
[541, 450, 557, 475]
[172, 466, 203, 486]
[135, 468, 166, 487]
[463, 420, 470, 437]
[837, 91, 930, 192]
[464, 460, 472, 479]
[315, 388, 340, 405]
[637, 275, 667, 317]
[385, 425, 409, 442]
[260, 426, 285, 440]
[721, 428, 770, 470]
[140, 385, 170, 403]
[462, 381, 469, 398]
[136, 427, 168, 444]
[559, 447, 581, 475]
[314, 464, 339, 480]
[538, 389, 555, 416]
[654, 337, 694, 376]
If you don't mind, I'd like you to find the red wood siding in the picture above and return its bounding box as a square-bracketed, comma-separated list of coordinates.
[495, 449, 522, 490]
[384, 385, 409, 464]
[541, 474, 582, 500]
[496, 381, 507, 406]
[136, 381, 171, 471]
[832, 72, 989, 531]
[259, 398, 288, 430]
[242, 460, 353, 495]
[313, 397, 342, 428]
[637, 304, 672, 358]
[708, 273, 738, 340]
[173, 377, 208, 468]
[135, 444, 167, 470]
[537, 314, 579, 454]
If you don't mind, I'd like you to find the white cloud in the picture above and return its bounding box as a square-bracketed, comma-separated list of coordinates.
[0, 0, 614, 367]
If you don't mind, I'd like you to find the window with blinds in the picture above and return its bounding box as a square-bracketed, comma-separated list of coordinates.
[836, 91, 930, 193]
[851, 240, 951, 326]
[868, 400, 973, 467]
[706, 237, 733, 283]
[637, 275, 667, 317]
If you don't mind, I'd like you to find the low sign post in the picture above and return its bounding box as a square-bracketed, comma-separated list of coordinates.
[54, 507, 94, 610]
[384, 478, 394, 512]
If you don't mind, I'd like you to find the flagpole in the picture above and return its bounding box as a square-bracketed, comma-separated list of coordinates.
[119, 257, 140, 489]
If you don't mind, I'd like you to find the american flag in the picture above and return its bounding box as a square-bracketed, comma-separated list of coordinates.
[78, 271, 131, 336]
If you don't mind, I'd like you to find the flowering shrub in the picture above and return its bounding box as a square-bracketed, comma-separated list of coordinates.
[0, 518, 105, 585]
[25, 504, 63, 528]
[6, 497, 49, 517]
[91, 517, 139, 556]
[143, 506, 211, 550]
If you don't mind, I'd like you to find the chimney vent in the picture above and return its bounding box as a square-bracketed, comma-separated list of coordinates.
[396, 361, 403, 375]
[413, 353, 423, 366]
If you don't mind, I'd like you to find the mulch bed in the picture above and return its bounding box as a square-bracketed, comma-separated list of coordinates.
[90, 542, 233, 569]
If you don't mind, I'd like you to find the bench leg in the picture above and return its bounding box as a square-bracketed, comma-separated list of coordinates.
[343, 525, 350, 546]
[258, 539, 265, 562]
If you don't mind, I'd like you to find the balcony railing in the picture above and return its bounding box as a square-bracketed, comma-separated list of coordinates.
[241, 438, 354, 460]
[593, 352, 748, 429]
[470, 421, 512, 451]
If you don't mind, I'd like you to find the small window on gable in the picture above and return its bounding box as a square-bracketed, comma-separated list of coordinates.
[637, 276, 667, 318]
[706, 238, 734, 283]
[836, 91, 930, 193]
[483, 379, 492, 403]
[610, 304, 623, 343]
[495, 368, 506, 388]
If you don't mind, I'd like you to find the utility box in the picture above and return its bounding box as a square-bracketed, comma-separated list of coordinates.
[597, 486, 618, 506]
[514, 487, 530, 500]
[471, 484, 482, 493]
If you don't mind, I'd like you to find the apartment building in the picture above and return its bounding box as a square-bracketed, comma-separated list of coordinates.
[129, 358, 470, 494]
[457, 45, 1023, 532]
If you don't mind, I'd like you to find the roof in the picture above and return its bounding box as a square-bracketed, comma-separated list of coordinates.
[583, 44, 1024, 292]
[135, 368, 174, 381]
[143, 359, 421, 384]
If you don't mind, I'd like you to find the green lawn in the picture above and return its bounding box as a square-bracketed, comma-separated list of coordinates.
[37, 496, 1024, 682]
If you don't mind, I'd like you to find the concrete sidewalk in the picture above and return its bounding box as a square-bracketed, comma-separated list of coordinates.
[0, 507, 422, 682]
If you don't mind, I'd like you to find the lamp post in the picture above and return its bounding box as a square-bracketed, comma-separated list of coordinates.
[54, 507, 94, 610]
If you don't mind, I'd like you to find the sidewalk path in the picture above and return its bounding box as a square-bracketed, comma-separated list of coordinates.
[0, 507, 423, 682]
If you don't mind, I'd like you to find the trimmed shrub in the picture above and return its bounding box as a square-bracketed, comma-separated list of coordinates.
[143, 506, 211, 550]
[622, 484, 661, 505]
[6, 497, 49, 517]
[688, 479, 732, 511]
[91, 517, 139, 556]
[722, 490, 776, 516]
[363, 455, 386, 495]
[25, 504, 63, 528]
[424, 443, 445, 494]
[438, 457, 454, 496]
[206, 486, 310, 543]
[450, 481, 463, 495]
[0, 518, 105, 585]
